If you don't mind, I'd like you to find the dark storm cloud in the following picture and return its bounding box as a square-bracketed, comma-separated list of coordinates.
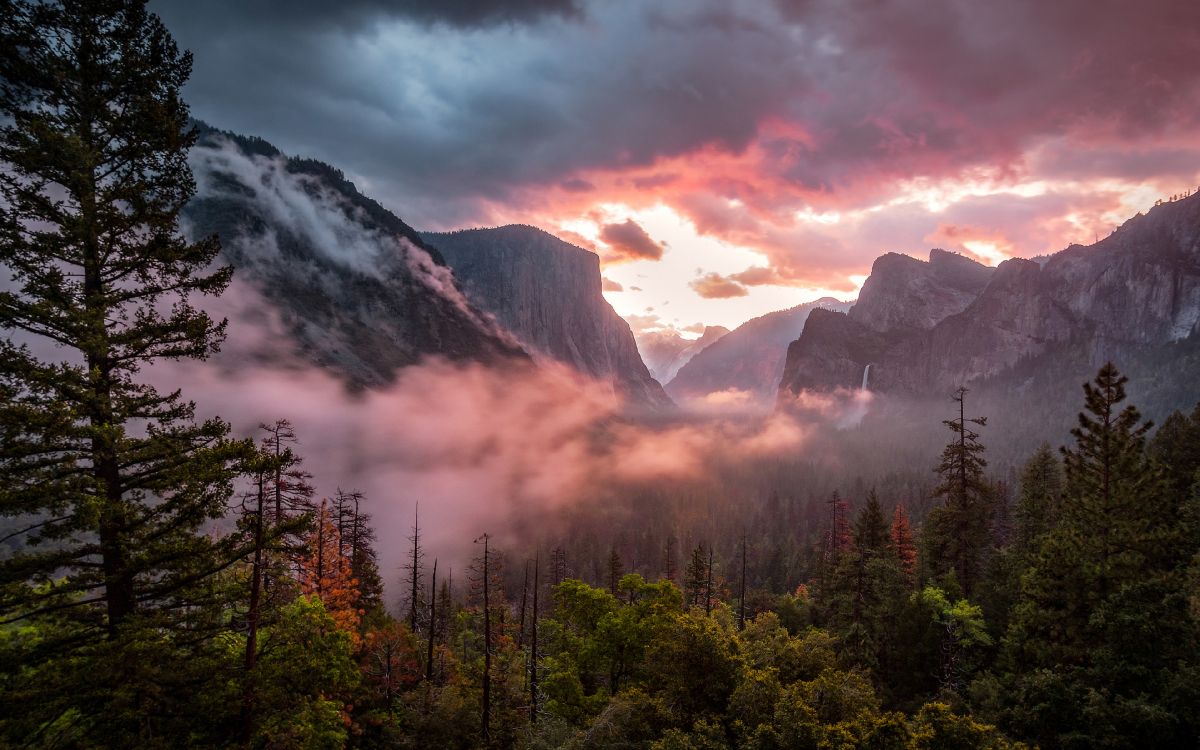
[154, 0, 580, 32]
[152, 0, 1200, 233]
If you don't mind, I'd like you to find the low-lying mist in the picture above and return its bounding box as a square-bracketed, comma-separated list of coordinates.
[152, 285, 885, 601]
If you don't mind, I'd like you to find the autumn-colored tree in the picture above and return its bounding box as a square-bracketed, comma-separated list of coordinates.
[361, 621, 422, 708]
[300, 500, 361, 643]
[889, 504, 917, 583]
[332, 488, 383, 615]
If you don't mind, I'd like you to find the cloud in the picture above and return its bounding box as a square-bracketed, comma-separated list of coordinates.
[729, 266, 787, 286]
[622, 312, 665, 333]
[153, 0, 580, 32]
[601, 276, 624, 292]
[155, 0, 1200, 291]
[599, 218, 664, 263]
[560, 177, 596, 193]
[689, 272, 748, 299]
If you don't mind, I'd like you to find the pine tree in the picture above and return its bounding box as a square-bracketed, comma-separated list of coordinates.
[333, 488, 382, 614]
[705, 545, 716, 614]
[257, 419, 315, 601]
[237, 442, 305, 743]
[529, 551, 540, 726]
[822, 491, 902, 669]
[664, 536, 678, 583]
[1013, 443, 1063, 555]
[607, 547, 624, 595]
[404, 503, 424, 633]
[684, 543, 708, 608]
[924, 388, 992, 595]
[738, 532, 748, 630]
[1058, 363, 1158, 595]
[551, 545, 567, 586]
[889, 504, 917, 583]
[1004, 364, 1196, 747]
[0, 0, 248, 637]
[0, 4, 253, 741]
[854, 491, 889, 555]
[470, 533, 499, 744]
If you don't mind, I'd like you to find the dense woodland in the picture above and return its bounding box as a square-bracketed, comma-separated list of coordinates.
[2, 2, 1199, 749]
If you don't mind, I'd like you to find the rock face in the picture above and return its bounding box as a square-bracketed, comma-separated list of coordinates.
[668, 298, 851, 402]
[423, 225, 673, 409]
[848, 249, 994, 333]
[183, 123, 526, 387]
[636, 326, 730, 384]
[779, 195, 1200, 401]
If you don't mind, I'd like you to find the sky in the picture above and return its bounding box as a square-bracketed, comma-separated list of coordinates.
[153, 0, 1200, 334]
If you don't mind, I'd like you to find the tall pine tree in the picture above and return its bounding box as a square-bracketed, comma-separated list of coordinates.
[0, 2, 250, 742]
[923, 388, 992, 596]
[1004, 364, 1197, 747]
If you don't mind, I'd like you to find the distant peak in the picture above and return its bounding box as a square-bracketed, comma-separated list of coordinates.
[929, 247, 989, 269]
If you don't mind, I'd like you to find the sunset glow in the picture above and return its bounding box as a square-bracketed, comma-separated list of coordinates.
[156, 0, 1200, 332]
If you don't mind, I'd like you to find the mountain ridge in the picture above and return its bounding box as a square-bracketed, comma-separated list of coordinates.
[779, 194, 1200, 405]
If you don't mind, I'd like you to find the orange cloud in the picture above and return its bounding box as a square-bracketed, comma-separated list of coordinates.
[601, 276, 624, 292]
[689, 272, 749, 299]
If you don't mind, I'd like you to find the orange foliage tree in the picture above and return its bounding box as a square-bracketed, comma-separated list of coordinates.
[889, 504, 917, 582]
[300, 499, 362, 643]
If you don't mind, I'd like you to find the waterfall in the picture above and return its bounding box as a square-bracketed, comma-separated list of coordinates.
[860, 364, 871, 391]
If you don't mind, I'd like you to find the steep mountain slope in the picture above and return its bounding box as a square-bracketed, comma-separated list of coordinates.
[667, 298, 850, 402]
[636, 326, 730, 383]
[780, 195, 1200, 407]
[422, 225, 673, 409]
[183, 123, 526, 387]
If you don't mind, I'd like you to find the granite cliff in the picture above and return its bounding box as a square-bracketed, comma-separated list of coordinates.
[423, 225, 673, 409]
[779, 195, 1200, 410]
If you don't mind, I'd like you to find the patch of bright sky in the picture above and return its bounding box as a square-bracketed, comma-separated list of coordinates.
[561, 203, 856, 333]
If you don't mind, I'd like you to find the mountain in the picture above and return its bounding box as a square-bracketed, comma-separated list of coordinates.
[636, 326, 730, 383]
[422, 225, 673, 409]
[183, 123, 526, 387]
[666, 298, 851, 403]
[848, 248, 994, 333]
[779, 194, 1200, 418]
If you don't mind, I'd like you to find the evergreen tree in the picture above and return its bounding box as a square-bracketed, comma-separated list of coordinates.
[256, 419, 315, 603]
[0, 0, 248, 740]
[1148, 403, 1200, 548]
[664, 535, 677, 583]
[684, 543, 708, 608]
[924, 388, 992, 595]
[853, 491, 889, 555]
[888, 504, 917, 584]
[333, 488, 382, 615]
[607, 547, 624, 595]
[403, 503, 424, 633]
[1012, 443, 1064, 555]
[1004, 363, 1197, 747]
